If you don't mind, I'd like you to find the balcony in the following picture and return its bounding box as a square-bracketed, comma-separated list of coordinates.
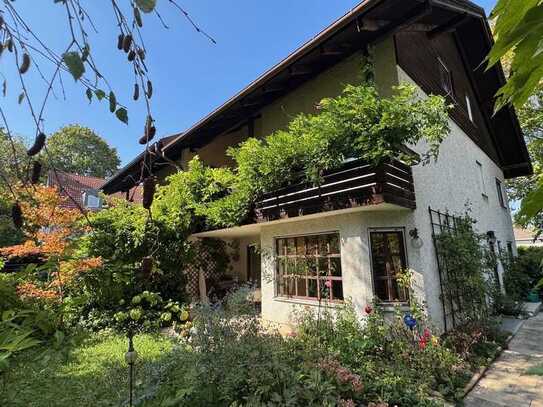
[253, 158, 415, 223]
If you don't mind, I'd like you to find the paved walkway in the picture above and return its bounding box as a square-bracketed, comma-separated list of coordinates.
[464, 312, 543, 407]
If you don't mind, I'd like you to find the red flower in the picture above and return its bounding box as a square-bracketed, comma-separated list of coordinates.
[418, 337, 427, 350]
[364, 304, 373, 314]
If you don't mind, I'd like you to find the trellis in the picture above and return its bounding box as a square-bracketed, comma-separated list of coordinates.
[428, 207, 462, 331]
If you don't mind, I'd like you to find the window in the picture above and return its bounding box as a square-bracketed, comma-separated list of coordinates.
[370, 230, 408, 303]
[476, 161, 487, 197]
[85, 193, 101, 209]
[276, 232, 342, 301]
[496, 178, 506, 208]
[507, 242, 514, 258]
[465, 94, 473, 122]
[438, 57, 454, 97]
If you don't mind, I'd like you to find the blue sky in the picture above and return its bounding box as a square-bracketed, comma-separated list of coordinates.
[1, 0, 496, 167]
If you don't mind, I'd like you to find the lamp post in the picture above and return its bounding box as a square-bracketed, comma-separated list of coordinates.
[125, 328, 138, 407]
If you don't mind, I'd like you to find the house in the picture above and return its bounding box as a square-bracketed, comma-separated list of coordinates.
[102, 0, 531, 332]
[514, 227, 543, 248]
[47, 171, 142, 211]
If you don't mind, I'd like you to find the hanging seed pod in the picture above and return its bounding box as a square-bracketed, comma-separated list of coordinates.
[11, 202, 23, 229]
[127, 50, 136, 62]
[0, 43, 4, 58]
[142, 177, 156, 209]
[138, 126, 156, 144]
[30, 161, 42, 184]
[146, 80, 153, 99]
[109, 91, 116, 113]
[6, 38, 13, 52]
[122, 34, 132, 53]
[139, 116, 156, 144]
[133, 83, 139, 101]
[117, 33, 125, 50]
[0, 15, 4, 29]
[134, 7, 143, 28]
[27, 132, 46, 156]
[141, 256, 153, 275]
[137, 48, 145, 60]
[19, 53, 31, 74]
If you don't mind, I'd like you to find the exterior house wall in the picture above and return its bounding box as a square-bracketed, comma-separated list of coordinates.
[257, 39, 516, 332]
[258, 52, 365, 136]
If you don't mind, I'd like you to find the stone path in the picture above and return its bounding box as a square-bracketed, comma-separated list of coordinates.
[464, 312, 543, 407]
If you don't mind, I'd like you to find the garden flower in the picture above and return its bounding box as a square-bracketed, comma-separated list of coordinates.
[431, 335, 439, 346]
[324, 279, 332, 288]
[423, 327, 431, 339]
[365, 304, 373, 314]
[418, 337, 427, 350]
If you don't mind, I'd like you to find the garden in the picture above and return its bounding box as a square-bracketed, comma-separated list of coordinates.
[1, 78, 542, 406]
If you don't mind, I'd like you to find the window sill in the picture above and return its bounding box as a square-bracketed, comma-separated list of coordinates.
[378, 303, 410, 313]
[273, 296, 344, 308]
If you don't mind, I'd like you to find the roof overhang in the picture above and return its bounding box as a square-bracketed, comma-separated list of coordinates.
[102, 0, 532, 194]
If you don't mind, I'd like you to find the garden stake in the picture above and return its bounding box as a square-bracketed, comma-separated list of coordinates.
[125, 329, 138, 407]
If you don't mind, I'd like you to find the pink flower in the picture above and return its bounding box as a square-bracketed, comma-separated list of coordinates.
[423, 328, 431, 340]
[324, 279, 332, 288]
[365, 304, 373, 314]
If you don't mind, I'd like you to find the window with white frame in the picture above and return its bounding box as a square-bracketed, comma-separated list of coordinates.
[465, 94, 473, 122]
[85, 193, 101, 209]
[495, 178, 507, 208]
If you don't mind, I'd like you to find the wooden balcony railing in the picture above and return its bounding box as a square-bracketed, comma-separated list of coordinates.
[254, 159, 415, 223]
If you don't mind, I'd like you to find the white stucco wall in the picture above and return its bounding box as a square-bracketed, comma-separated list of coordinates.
[258, 64, 516, 333]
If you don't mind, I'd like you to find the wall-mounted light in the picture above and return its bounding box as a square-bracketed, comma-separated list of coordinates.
[409, 228, 423, 249]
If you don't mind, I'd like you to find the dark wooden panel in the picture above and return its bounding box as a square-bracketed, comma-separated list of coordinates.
[394, 30, 500, 164]
[254, 159, 416, 223]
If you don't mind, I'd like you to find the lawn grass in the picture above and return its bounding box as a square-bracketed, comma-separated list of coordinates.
[0, 332, 174, 407]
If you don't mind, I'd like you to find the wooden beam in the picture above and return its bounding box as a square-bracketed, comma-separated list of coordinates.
[358, 18, 390, 32]
[427, 13, 469, 39]
[288, 65, 312, 76]
[320, 45, 348, 56]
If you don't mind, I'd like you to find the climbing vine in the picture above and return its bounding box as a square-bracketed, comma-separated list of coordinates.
[154, 82, 450, 231]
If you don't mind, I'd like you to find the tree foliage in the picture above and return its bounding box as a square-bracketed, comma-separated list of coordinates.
[488, 0, 543, 110]
[489, 1, 543, 237]
[45, 125, 121, 178]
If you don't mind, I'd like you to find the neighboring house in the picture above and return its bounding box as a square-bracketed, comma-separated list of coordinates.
[514, 227, 543, 248]
[102, 0, 531, 332]
[47, 171, 142, 211]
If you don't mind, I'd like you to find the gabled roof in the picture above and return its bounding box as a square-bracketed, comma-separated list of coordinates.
[102, 0, 531, 195]
[48, 171, 142, 209]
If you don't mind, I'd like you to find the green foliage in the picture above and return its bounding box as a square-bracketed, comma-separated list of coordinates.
[490, 1, 543, 238]
[45, 124, 121, 178]
[488, 0, 543, 110]
[434, 214, 497, 324]
[71, 201, 190, 331]
[62, 51, 86, 81]
[294, 304, 467, 405]
[155, 83, 449, 230]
